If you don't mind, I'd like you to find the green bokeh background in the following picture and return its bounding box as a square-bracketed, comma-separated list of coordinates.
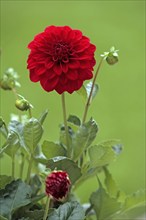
[0, 0, 145, 203]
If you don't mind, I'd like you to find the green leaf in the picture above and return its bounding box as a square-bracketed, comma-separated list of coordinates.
[104, 168, 120, 198]
[72, 118, 98, 161]
[0, 179, 32, 219]
[9, 120, 23, 134]
[0, 131, 20, 158]
[111, 190, 146, 220]
[38, 110, 48, 125]
[42, 140, 66, 159]
[23, 118, 43, 152]
[47, 201, 85, 220]
[86, 82, 99, 103]
[0, 216, 7, 220]
[76, 85, 87, 102]
[84, 119, 98, 148]
[0, 175, 14, 190]
[88, 140, 122, 168]
[8, 120, 28, 155]
[122, 189, 146, 212]
[33, 156, 48, 165]
[59, 126, 73, 150]
[46, 157, 82, 184]
[23, 210, 44, 220]
[104, 168, 126, 203]
[29, 174, 42, 196]
[90, 181, 121, 220]
[111, 206, 146, 220]
[67, 115, 81, 126]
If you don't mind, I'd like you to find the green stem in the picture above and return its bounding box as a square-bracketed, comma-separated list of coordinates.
[4, 123, 9, 135]
[19, 154, 25, 179]
[61, 93, 70, 155]
[82, 57, 104, 124]
[12, 155, 15, 178]
[12, 88, 18, 99]
[43, 196, 50, 220]
[85, 204, 94, 216]
[28, 108, 32, 118]
[26, 154, 33, 184]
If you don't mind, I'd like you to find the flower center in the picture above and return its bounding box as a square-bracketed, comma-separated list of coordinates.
[52, 42, 72, 63]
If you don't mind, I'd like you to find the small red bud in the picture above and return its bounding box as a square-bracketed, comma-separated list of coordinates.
[45, 171, 71, 201]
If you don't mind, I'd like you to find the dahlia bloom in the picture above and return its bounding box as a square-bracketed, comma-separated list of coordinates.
[27, 25, 96, 94]
[45, 171, 71, 201]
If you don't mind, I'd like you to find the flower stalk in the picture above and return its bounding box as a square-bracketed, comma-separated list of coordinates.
[43, 196, 50, 220]
[61, 93, 70, 156]
[82, 57, 104, 124]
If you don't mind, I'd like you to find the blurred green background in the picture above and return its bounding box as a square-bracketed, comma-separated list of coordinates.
[0, 1, 145, 203]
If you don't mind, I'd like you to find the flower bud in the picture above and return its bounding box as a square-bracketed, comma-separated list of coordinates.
[106, 54, 118, 65]
[0, 78, 12, 90]
[15, 99, 30, 111]
[45, 171, 71, 201]
[101, 46, 119, 65]
[0, 68, 20, 90]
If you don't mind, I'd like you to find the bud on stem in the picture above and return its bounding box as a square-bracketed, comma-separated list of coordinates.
[45, 170, 71, 201]
[15, 95, 33, 111]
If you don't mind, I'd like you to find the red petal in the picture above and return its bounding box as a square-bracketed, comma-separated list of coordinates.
[45, 60, 54, 69]
[66, 80, 83, 93]
[29, 69, 40, 82]
[27, 59, 36, 69]
[60, 73, 68, 84]
[40, 75, 59, 92]
[78, 69, 93, 80]
[67, 69, 78, 80]
[68, 60, 80, 69]
[61, 63, 68, 73]
[53, 64, 62, 75]
[74, 39, 90, 52]
[35, 65, 45, 75]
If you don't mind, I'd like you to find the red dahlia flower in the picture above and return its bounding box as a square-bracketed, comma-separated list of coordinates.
[27, 25, 96, 94]
[45, 171, 71, 201]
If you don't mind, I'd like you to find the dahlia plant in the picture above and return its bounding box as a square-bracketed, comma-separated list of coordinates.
[0, 26, 145, 220]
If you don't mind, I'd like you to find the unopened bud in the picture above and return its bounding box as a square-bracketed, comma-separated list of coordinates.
[15, 99, 30, 111]
[0, 68, 20, 91]
[0, 79, 12, 90]
[45, 170, 71, 201]
[101, 46, 119, 65]
[106, 54, 118, 65]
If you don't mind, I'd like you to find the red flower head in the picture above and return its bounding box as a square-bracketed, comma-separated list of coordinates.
[27, 25, 96, 94]
[45, 170, 71, 201]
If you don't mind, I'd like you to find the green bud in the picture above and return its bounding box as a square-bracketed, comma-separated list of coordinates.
[106, 54, 118, 65]
[0, 79, 12, 90]
[101, 46, 119, 65]
[15, 99, 30, 111]
[15, 95, 33, 111]
[0, 68, 21, 91]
